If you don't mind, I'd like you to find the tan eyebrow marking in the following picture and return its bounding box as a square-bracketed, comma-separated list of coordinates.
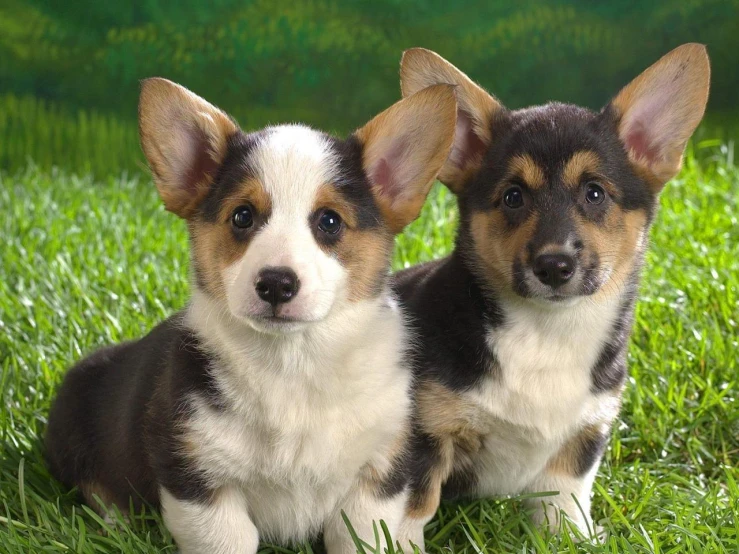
[218, 177, 272, 221]
[507, 154, 546, 190]
[562, 151, 601, 189]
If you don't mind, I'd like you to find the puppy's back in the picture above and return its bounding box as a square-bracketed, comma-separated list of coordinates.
[45, 317, 183, 509]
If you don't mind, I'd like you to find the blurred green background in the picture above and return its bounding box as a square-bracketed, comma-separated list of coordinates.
[1, 0, 738, 177]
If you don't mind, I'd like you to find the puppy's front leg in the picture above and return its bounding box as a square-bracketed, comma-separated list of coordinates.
[524, 424, 608, 537]
[524, 466, 599, 536]
[160, 485, 258, 554]
[324, 474, 408, 554]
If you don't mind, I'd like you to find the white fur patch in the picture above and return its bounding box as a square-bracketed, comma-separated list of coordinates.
[467, 294, 622, 496]
[182, 290, 411, 545]
[161, 486, 259, 554]
[324, 484, 409, 553]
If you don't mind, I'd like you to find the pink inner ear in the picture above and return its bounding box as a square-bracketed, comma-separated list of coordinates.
[180, 123, 219, 193]
[449, 109, 486, 170]
[369, 138, 411, 201]
[623, 121, 662, 164]
[620, 77, 684, 165]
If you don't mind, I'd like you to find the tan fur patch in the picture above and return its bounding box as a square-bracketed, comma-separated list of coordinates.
[470, 210, 539, 288]
[561, 151, 601, 190]
[416, 381, 485, 450]
[190, 178, 272, 300]
[214, 178, 272, 222]
[335, 229, 393, 302]
[191, 223, 246, 300]
[406, 381, 485, 519]
[356, 84, 457, 232]
[406, 480, 443, 520]
[546, 424, 606, 476]
[312, 183, 393, 301]
[80, 482, 116, 513]
[575, 207, 648, 301]
[508, 154, 545, 189]
[611, 43, 710, 189]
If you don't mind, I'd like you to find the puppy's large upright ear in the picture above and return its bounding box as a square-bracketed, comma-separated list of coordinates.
[609, 43, 710, 190]
[139, 78, 238, 218]
[400, 48, 502, 193]
[355, 84, 457, 233]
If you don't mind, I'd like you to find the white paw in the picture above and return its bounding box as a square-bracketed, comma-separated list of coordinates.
[528, 501, 600, 540]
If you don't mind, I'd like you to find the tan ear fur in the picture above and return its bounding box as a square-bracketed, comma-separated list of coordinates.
[400, 48, 503, 192]
[355, 84, 457, 233]
[139, 78, 238, 218]
[610, 43, 710, 190]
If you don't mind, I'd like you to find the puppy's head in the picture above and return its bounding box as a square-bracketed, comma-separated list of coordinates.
[400, 45, 709, 304]
[139, 79, 456, 333]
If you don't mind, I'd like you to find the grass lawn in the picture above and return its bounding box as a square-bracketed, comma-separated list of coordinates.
[1, 140, 737, 553]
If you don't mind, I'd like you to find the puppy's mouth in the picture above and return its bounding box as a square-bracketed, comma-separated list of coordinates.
[258, 313, 304, 323]
[241, 306, 325, 334]
[244, 313, 310, 334]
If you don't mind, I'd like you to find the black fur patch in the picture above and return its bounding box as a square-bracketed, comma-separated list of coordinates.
[405, 428, 443, 513]
[374, 450, 408, 500]
[530, 202, 576, 247]
[575, 431, 609, 477]
[326, 134, 383, 230]
[392, 252, 503, 391]
[45, 313, 222, 509]
[441, 463, 477, 501]
[591, 295, 637, 393]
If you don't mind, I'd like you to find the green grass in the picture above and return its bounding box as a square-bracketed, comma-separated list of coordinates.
[1, 140, 738, 553]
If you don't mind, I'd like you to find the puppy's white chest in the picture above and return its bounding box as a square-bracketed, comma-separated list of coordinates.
[184, 302, 411, 543]
[468, 298, 621, 493]
[188, 370, 409, 542]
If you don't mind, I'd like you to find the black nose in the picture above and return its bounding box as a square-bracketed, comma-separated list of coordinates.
[532, 254, 576, 288]
[255, 267, 300, 306]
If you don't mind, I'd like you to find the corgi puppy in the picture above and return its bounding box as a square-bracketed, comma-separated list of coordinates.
[45, 78, 458, 554]
[392, 45, 710, 547]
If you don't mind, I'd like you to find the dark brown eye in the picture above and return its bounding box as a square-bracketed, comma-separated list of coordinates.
[317, 209, 342, 234]
[503, 186, 524, 209]
[232, 205, 254, 229]
[585, 183, 607, 204]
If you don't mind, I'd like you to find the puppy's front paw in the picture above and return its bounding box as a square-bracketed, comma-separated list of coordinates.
[528, 500, 599, 540]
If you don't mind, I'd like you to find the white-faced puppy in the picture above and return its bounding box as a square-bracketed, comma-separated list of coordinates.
[392, 45, 710, 547]
[45, 78, 457, 553]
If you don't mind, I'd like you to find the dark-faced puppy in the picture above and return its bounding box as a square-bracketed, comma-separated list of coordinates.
[392, 45, 710, 547]
[45, 79, 458, 554]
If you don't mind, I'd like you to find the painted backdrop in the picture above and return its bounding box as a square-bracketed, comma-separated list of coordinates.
[1, 0, 737, 176]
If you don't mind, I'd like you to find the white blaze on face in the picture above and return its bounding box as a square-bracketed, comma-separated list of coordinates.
[221, 125, 347, 330]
